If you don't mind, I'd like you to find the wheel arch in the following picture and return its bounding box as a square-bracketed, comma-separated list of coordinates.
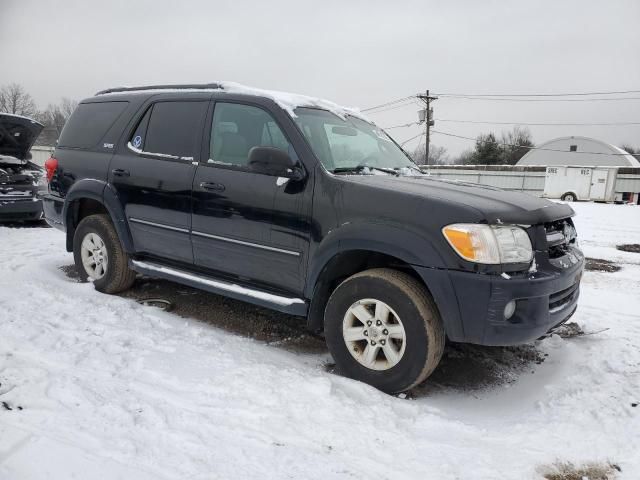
[63, 180, 134, 253]
[305, 222, 449, 333]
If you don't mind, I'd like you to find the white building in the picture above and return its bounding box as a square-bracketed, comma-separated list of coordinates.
[517, 136, 640, 167]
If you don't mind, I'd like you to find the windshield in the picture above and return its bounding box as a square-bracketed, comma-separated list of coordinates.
[293, 108, 417, 173]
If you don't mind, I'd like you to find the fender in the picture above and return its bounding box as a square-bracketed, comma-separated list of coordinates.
[305, 221, 448, 299]
[63, 179, 134, 253]
[304, 221, 465, 339]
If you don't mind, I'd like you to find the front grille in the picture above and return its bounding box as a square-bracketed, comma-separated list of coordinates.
[549, 282, 579, 313]
[544, 218, 577, 259]
[0, 190, 33, 199]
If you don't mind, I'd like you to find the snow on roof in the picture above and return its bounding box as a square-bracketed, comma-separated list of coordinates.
[219, 81, 370, 121]
[96, 81, 371, 122]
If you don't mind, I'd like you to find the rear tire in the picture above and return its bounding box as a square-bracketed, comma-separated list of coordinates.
[561, 192, 576, 202]
[73, 214, 136, 294]
[324, 268, 445, 393]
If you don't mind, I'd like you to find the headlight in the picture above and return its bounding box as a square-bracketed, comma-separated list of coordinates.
[35, 173, 46, 186]
[442, 224, 533, 264]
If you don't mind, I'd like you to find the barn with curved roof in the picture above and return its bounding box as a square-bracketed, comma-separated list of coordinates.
[517, 136, 640, 167]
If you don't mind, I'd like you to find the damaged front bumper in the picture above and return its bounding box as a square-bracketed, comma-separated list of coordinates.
[416, 246, 585, 346]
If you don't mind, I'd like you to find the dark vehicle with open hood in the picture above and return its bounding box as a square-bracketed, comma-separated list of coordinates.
[0, 113, 45, 222]
[41, 83, 584, 393]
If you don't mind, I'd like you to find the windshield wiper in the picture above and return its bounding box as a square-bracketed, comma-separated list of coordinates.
[332, 165, 400, 176]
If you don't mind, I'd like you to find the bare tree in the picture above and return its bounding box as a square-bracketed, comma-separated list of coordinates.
[428, 145, 450, 165]
[36, 97, 79, 134]
[454, 149, 475, 165]
[0, 83, 38, 117]
[412, 144, 449, 165]
[500, 126, 534, 165]
[620, 144, 640, 162]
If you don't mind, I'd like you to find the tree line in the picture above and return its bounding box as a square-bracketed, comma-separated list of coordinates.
[412, 126, 639, 166]
[0, 83, 78, 135]
[412, 126, 535, 166]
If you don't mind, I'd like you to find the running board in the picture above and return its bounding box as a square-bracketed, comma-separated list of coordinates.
[130, 260, 308, 316]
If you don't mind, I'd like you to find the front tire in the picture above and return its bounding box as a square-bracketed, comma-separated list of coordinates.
[73, 214, 136, 294]
[561, 192, 577, 202]
[324, 268, 445, 393]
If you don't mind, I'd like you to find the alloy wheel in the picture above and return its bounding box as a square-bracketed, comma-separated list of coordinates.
[342, 298, 407, 371]
[80, 232, 109, 280]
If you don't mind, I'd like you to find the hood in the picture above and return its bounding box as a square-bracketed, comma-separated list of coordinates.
[0, 113, 44, 161]
[339, 173, 574, 225]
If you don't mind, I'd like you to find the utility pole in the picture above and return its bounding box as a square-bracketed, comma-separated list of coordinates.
[417, 90, 437, 165]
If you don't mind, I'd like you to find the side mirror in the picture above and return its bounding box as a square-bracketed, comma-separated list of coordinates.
[248, 146, 304, 180]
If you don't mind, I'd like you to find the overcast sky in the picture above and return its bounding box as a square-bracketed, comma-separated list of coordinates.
[1, 0, 639, 155]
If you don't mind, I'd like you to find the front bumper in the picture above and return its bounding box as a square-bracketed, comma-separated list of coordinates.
[0, 199, 43, 222]
[416, 247, 584, 346]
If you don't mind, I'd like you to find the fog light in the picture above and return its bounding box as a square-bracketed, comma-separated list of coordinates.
[504, 300, 517, 320]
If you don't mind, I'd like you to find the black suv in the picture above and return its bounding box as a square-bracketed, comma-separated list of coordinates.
[42, 83, 584, 393]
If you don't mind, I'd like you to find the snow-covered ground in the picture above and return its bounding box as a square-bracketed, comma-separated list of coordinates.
[1, 202, 639, 479]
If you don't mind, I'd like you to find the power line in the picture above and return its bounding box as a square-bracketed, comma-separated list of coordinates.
[399, 132, 424, 147]
[384, 119, 640, 128]
[433, 89, 640, 97]
[436, 96, 640, 102]
[383, 121, 421, 130]
[435, 118, 640, 126]
[363, 89, 640, 111]
[364, 99, 420, 114]
[361, 95, 416, 112]
[431, 129, 634, 156]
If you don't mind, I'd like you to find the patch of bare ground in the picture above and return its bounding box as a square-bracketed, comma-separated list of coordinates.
[408, 342, 546, 398]
[539, 461, 620, 480]
[59, 265, 326, 353]
[584, 257, 621, 273]
[616, 243, 640, 254]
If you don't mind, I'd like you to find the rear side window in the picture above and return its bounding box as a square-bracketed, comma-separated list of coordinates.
[140, 101, 208, 158]
[58, 101, 128, 149]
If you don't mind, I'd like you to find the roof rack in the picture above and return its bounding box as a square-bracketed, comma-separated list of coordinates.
[95, 83, 223, 95]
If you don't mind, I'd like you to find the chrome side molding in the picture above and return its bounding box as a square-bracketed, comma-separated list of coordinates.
[191, 230, 300, 256]
[129, 217, 190, 233]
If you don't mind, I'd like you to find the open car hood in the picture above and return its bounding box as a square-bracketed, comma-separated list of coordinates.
[0, 113, 44, 161]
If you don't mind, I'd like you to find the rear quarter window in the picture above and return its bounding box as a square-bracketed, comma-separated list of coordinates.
[142, 101, 208, 158]
[58, 101, 128, 149]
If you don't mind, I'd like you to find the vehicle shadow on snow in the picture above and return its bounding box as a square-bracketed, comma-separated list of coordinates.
[60, 264, 547, 395]
[411, 342, 546, 398]
[0, 220, 49, 229]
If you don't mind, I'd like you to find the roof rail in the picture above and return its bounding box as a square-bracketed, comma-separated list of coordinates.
[95, 83, 223, 95]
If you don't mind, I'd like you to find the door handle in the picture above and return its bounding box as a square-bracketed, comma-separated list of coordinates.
[200, 182, 225, 192]
[112, 168, 130, 177]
